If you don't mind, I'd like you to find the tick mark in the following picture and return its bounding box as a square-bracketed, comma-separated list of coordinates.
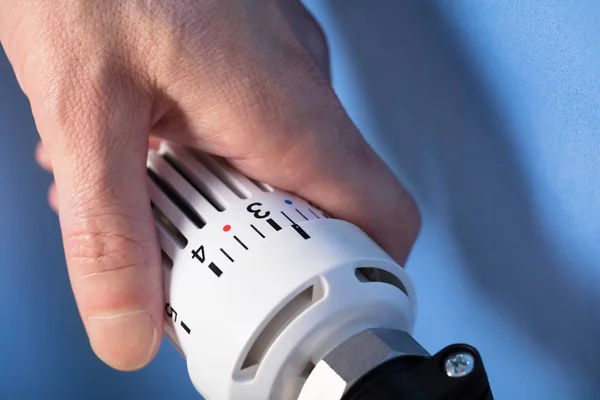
[181, 321, 191, 334]
[282, 211, 310, 239]
[308, 209, 320, 219]
[281, 211, 294, 224]
[267, 218, 281, 231]
[208, 262, 222, 277]
[292, 224, 311, 240]
[296, 209, 308, 221]
[234, 235, 248, 250]
[251, 224, 265, 238]
[220, 248, 234, 262]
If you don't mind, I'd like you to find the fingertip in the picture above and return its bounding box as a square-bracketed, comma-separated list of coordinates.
[87, 310, 161, 371]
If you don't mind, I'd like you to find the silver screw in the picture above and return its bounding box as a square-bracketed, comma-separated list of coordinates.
[444, 352, 475, 378]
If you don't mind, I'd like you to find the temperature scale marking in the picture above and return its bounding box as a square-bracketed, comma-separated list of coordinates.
[181, 321, 192, 334]
[220, 248, 234, 262]
[295, 209, 308, 221]
[166, 304, 192, 335]
[234, 235, 248, 250]
[293, 225, 310, 240]
[251, 224, 265, 238]
[281, 211, 295, 224]
[208, 262, 223, 277]
[308, 209, 320, 219]
[267, 218, 281, 231]
[281, 211, 311, 240]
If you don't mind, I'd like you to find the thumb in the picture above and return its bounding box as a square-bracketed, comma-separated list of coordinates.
[33, 68, 163, 371]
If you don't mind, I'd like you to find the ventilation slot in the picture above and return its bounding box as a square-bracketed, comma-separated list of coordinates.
[163, 153, 227, 212]
[151, 202, 188, 248]
[251, 179, 274, 193]
[300, 361, 316, 379]
[161, 250, 174, 271]
[147, 168, 206, 229]
[355, 267, 408, 297]
[191, 151, 251, 199]
[240, 284, 322, 373]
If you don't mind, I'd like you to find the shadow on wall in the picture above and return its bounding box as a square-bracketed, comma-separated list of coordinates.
[326, 0, 600, 385]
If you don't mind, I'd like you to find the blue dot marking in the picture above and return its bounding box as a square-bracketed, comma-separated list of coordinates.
[285, 200, 293, 205]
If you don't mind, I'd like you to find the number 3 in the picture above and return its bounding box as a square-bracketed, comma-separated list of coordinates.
[247, 202, 270, 219]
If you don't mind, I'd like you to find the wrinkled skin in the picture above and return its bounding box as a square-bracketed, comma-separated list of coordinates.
[0, 0, 420, 371]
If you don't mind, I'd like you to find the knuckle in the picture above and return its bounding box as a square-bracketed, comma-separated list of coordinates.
[66, 231, 140, 277]
[63, 207, 160, 316]
[64, 211, 149, 279]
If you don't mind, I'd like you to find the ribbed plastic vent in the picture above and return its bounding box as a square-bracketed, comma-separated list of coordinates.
[163, 153, 228, 212]
[190, 150, 253, 200]
[148, 145, 277, 270]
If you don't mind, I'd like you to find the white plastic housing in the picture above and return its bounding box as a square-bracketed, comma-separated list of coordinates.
[147, 143, 417, 400]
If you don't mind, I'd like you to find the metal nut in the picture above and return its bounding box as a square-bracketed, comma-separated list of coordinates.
[298, 328, 429, 400]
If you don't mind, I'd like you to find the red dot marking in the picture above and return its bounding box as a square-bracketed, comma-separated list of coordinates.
[223, 224, 231, 232]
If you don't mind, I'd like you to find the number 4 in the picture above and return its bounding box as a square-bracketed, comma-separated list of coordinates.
[191, 245, 205, 263]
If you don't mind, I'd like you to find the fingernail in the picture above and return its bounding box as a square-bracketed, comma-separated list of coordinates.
[87, 310, 157, 371]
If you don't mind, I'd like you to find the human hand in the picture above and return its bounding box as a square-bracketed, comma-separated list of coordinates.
[1, 0, 420, 372]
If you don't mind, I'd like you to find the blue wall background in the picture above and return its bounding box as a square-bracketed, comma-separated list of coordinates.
[1, 1, 599, 399]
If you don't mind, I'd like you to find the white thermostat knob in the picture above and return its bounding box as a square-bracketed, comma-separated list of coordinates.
[147, 142, 417, 400]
